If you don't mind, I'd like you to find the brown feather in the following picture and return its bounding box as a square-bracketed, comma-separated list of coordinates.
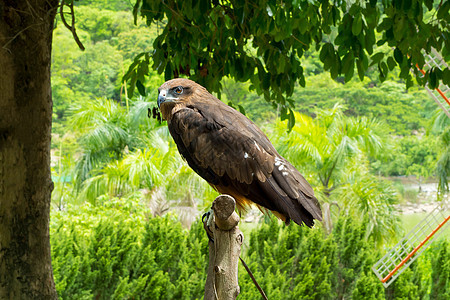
[158, 78, 322, 227]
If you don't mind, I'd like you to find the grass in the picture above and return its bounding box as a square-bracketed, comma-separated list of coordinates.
[399, 212, 450, 241]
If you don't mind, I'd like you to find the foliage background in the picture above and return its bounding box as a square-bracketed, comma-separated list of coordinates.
[51, 198, 449, 299]
[50, 1, 449, 299]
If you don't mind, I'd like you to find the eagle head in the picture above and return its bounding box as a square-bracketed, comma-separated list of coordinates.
[157, 78, 208, 120]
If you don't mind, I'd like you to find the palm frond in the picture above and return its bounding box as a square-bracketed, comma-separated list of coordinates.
[333, 174, 401, 246]
[128, 97, 158, 129]
[79, 123, 129, 153]
[68, 98, 125, 132]
[73, 123, 130, 187]
[123, 148, 164, 189]
[77, 174, 109, 204]
[436, 146, 450, 195]
[429, 108, 450, 134]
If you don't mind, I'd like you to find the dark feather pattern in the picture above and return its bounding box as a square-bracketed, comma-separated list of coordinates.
[158, 78, 322, 227]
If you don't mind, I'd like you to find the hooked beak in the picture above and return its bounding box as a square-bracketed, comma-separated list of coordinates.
[157, 89, 167, 108]
[157, 94, 165, 108]
[157, 89, 176, 108]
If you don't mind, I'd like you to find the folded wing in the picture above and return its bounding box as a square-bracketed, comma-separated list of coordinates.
[168, 102, 322, 227]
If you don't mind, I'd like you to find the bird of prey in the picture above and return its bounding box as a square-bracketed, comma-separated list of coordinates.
[157, 78, 322, 227]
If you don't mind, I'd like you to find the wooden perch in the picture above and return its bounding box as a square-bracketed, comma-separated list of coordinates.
[204, 195, 243, 300]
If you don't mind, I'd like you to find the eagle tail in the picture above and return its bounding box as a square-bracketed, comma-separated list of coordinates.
[259, 178, 316, 227]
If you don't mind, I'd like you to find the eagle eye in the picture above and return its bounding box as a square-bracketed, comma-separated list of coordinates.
[174, 86, 183, 95]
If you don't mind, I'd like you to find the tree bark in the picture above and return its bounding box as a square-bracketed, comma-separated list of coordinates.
[0, 0, 58, 298]
[204, 195, 243, 300]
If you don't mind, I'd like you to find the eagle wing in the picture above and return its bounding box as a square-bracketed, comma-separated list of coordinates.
[168, 100, 322, 226]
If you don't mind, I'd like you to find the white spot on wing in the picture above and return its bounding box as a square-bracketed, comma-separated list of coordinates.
[254, 141, 261, 151]
[244, 152, 249, 159]
[282, 172, 288, 176]
[275, 157, 282, 166]
[278, 165, 284, 171]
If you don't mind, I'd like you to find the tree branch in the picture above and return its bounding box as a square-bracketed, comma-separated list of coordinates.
[59, 0, 85, 51]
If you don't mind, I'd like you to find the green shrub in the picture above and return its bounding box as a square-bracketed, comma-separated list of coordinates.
[430, 241, 450, 300]
[51, 198, 208, 299]
[51, 200, 448, 299]
[238, 217, 384, 299]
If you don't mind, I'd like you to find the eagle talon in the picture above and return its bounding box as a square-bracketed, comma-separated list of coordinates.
[202, 210, 215, 243]
[202, 211, 211, 223]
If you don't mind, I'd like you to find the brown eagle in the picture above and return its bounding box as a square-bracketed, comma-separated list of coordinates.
[157, 78, 322, 227]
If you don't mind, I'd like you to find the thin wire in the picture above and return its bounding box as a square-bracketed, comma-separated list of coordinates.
[239, 256, 268, 300]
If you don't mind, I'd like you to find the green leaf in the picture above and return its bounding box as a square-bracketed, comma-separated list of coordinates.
[137, 62, 148, 83]
[280, 106, 288, 120]
[322, 44, 335, 71]
[127, 71, 137, 97]
[288, 108, 295, 132]
[342, 52, 355, 74]
[356, 59, 365, 81]
[299, 72, 306, 87]
[185, 0, 193, 19]
[429, 69, 437, 89]
[403, 0, 412, 11]
[416, 69, 427, 86]
[262, 73, 271, 90]
[393, 16, 406, 41]
[394, 48, 403, 64]
[136, 80, 146, 96]
[387, 56, 396, 71]
[380, 61, 388, 77]
[123, 53, 145, 81]
[345, 63, 354, 83]
[443, 68, 450, 86]
[164, 63, 173, 81]
[406, 74, 414, 88]
[278, 56, 286, 73]
[362, 52, 369, 70]
[238, 105, 246, 115]
[352, 14, 363, 36]
[370, 52, 384, 66]
[132, 0, 142, 25]
[364, 31, 375, 54]
[437, 1, 450, 19]
[349, 4, 360, 16]
[377, 17, 392, 32]
[330, 55, 340, 79]
[319, 44, 329, 63]
[199, 0, 209, 15]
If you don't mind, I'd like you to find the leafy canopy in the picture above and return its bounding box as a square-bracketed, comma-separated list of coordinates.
[127, 0, 450, 128]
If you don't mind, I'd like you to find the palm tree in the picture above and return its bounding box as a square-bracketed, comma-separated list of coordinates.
[273, 104, 386, 195]
[270, 104, 400, 245]
[68, 96, 166, 185]
[77, 125, 216, 225]
[68, 97, 132, 187]
[430, 109, 450, 196]
[68, 97, 216, 225]
[331, 158, 400, 245]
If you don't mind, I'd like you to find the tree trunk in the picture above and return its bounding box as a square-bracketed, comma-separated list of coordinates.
[204, 195, 243, 300]
[0, 0, 58, 298]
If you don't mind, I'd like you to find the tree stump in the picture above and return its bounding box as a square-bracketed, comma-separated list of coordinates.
[204, 195, 243, 300]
